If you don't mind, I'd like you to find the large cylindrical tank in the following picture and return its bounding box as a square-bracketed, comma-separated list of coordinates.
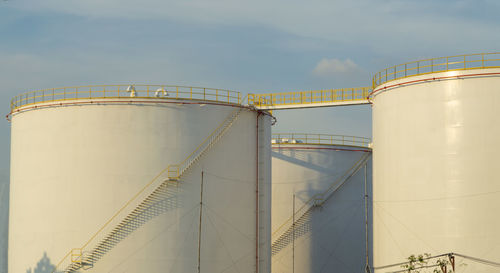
[371, 53, 500, 272]
[270, 133, 372, 273]
[8, 85, 272, 273]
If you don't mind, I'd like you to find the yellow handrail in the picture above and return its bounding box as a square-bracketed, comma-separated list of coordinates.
[372, 52, 500, 89]
[52, 106, 242, 273]
[271, 152, 370, 240]
[167, 107, 242, 179]
[272, 133, 371, 148]
[248, 87, 370, 108]
[10, 84, 242, 112]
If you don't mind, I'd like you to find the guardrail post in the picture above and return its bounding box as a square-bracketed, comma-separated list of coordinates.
[482, 53, 485, 68]
[167, 165, 180, 180]
[190, 87, 193, 99]
[227, 90, 230, 103]
[204, 88, 206, 100]
[176, 86, 179, 99]
[216, 89, 218, 101]
[89, 87, 92, 98]
[464, 55, 466, 69]
[446, 57, 449, 70]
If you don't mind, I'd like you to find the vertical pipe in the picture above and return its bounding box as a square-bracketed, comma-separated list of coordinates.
[198, 171, 204, 273]
[255, 112, 261, 273]
[364, 163, 370, 273]
[292, 193, 295, 273]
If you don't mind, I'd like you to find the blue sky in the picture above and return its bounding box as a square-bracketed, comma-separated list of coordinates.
[1, 0, 500, 184]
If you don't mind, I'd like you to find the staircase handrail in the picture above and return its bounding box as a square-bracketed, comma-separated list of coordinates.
[167, 107, 242, 179]
[52, 107, 244, 273]
[271, 152, 371, 242]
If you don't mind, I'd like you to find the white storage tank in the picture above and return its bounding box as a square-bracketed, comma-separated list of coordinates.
[270, 133, 372, 273]
[8, 85, 272, 273]
[371, 53, 500, 272]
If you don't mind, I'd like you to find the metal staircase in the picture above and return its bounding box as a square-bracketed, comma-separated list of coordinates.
[53, 107, 244, 273]
[271, 152, 371, 256]
[167, 108, 244, 180]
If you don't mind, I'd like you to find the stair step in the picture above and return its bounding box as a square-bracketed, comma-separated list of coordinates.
[60, 109, 243, 272]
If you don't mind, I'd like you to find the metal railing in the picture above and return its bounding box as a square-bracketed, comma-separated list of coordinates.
[372, 52, 500, 89]
[248, 87, 370, 108]
[271, 152, 371, 244]
[272, 133, 371, 148]
[10, 84, 242, 111]
[166, 108, 242, 180]
[51, 107, 242, 273]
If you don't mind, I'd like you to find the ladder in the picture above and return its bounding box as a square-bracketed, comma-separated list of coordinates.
[271, 152, 371, 256]
[54, 107, 244, 273]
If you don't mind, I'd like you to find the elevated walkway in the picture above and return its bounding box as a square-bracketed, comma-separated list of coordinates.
[248, 87, 370, 110]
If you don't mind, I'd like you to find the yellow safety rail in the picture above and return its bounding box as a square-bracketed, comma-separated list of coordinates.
[372, 52, 500, 89]
[271, 152, 371, 244]
[10, 84, 242, 111]
[52, 107, 243, 273]
[166, 107, 242, 180]
[248, 87, 370, 109]
[52, 163, 172, 273]
[272, 133, 371, 148]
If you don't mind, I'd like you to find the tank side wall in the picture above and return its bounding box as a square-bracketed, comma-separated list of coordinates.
[271, 145, 372, 273]
[8, 102, 270, 273]
[372, 69, 500, 272]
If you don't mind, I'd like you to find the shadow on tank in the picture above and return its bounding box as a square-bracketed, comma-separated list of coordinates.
[308, 158, 373, 273]
[50, 181, 181, 273]
[26, 252, 55, 273]
[271, 151, 373, 273]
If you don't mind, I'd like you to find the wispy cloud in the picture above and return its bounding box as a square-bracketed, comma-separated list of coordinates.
[9, 0, 500, 55]
[312, 58, 360, 78]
